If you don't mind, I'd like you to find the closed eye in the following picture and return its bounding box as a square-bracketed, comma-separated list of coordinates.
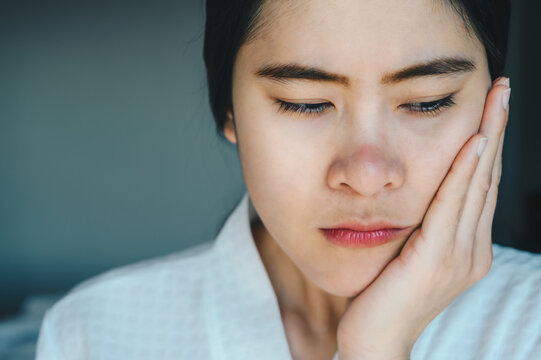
[275, 100, 333, 116]
[399, 94, 456, 116]
[275, 93, 456, 117]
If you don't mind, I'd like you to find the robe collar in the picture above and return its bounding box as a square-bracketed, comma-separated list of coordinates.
[204, 191, 294, 360]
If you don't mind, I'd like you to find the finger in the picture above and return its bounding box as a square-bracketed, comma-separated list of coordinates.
[492, 76, 510, 87]
[454, 84, 510, 255]
[472, 118, 507, 271]
[475, 79, 510, 246]
[477, 118, 506, 238]
[418, 133, 487, 258]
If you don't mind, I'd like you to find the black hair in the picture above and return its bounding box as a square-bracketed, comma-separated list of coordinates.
[203, 0, 511, 139]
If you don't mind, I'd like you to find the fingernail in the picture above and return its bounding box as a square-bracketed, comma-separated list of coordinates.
[502, 88, 511, 110]
[477, 137, 488, 157]
[494, 77, 510, 87]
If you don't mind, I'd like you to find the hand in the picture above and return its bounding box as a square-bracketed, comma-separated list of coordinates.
[336, 77, 511, 360]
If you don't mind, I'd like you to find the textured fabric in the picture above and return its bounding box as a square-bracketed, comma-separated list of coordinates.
[36, 191, 541, 359]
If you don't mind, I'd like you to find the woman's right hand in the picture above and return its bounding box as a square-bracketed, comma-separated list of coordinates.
[336, 77, 511, 360]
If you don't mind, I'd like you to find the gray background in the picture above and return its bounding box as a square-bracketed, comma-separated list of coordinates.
[1, 0, 540, 319]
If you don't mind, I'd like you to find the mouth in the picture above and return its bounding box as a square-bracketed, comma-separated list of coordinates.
[320, 223, 411, 248]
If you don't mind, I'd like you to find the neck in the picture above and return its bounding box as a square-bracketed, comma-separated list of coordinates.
[250, 219, 350, 334]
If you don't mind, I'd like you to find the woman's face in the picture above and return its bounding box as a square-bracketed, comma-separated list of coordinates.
[225, 0, 492, 297]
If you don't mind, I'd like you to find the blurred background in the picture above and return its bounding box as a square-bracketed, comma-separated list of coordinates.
[0, 0, 540, 355]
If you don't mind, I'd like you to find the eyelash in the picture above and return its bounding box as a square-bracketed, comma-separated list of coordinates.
[276, 101, 333, 115]
[400, 94, 456, 116]
[275, 94, 456, 117]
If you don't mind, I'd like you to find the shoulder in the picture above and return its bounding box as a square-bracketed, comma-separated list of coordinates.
[486, 242, 541, 302]
[491, 242, 541, 271]
[72, 240, 214, 294]
[413, 243, 541, 359]
[60, 239, 214, 306]
[456, 243, 541, 318]
[36, 240, 216, 359]
[486, 243, 541, 292]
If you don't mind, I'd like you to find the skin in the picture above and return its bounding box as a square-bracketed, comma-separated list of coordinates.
[222, 0, 509, 358]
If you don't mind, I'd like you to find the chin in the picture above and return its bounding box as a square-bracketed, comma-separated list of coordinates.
[314, 249, 404, 297]
[320, 283, 373, 299]
[312, 271, 381, 298]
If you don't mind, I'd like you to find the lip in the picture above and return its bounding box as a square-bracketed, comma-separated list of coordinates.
[320, 223, 411, 248]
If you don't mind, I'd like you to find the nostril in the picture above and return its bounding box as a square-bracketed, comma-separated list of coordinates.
[327, 145, 405, 196]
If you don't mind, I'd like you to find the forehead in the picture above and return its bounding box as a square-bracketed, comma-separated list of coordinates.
[238, 0, 485, 84]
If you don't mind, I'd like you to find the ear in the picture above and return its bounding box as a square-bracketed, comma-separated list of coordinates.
[223, 109, 237, 144]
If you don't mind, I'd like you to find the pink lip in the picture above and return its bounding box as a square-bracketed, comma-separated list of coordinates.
[320, 224, 410, 248]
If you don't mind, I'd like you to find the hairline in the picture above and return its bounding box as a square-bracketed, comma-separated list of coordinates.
[242, 0, 484, 50]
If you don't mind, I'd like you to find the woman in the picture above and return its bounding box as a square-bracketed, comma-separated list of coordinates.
[36, 0, 541, 359]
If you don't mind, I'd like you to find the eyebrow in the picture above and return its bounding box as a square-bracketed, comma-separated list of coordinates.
[254, 56, 477, 87]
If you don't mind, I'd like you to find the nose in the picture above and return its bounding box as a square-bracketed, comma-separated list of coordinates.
[327, 143, 405, 197]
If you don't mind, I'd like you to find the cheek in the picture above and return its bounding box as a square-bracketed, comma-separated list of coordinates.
[406, 104, 484, 213]
[233, 89, 323, 201]
[237, 115, 321, 216]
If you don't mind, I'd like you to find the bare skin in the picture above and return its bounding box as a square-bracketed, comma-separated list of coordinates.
[224, 0, 509, 358]
[252, 219, 346, 360]
[252, 76, 508, 359]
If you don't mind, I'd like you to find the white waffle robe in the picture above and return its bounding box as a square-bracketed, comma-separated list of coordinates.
[36, 192, 541, 359]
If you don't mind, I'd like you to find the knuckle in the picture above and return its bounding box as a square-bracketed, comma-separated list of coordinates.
[479, 173, 493, 193]
[456, 251, 473, 275]
[496, 166, 502, 183]
[487, 180, 499, 198]
[472, 251, 493, 281]
[449, 162, 465, 179]
[431, 253, 459, 283]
